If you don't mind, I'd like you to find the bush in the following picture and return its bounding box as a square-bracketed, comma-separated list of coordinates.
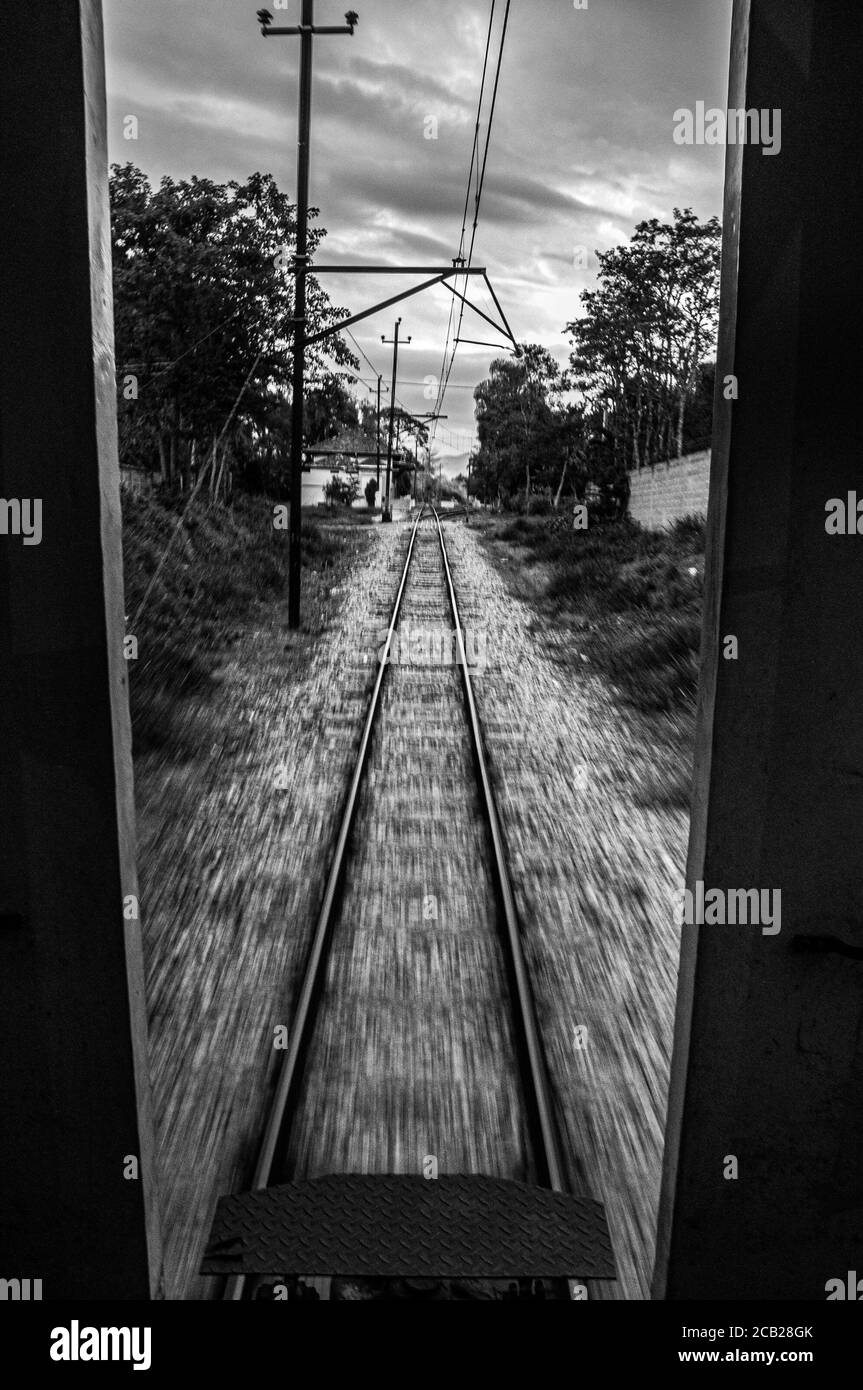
[528, 495, 554, 516]
[670, 513, 707, 547]
[324, 472, 360, 507]
[482, 511, 705, 713]
[122, 492, 288, 753]
[496, 515, 534, 542]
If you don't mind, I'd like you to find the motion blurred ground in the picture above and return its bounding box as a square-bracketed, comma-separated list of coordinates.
[126, 500, 696, 1299]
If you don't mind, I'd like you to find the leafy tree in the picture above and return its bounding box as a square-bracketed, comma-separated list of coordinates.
[680, 360, 716, 454]
[565, 208, 720, 468]
[393, 464, 414, 499]
[110, 164, 357, 492]
[385, 407, 428, 461]
[324, 472, 360, 507]
[305, 379, 359, 444]
[472, 344, 584, 507]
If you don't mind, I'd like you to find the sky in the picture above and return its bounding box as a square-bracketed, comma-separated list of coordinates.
[104, 0, 733, 472]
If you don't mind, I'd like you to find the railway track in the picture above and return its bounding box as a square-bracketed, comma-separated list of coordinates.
[215, 506, 607, 1300]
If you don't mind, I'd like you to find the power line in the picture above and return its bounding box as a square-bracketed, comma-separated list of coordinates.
[129, 347, 266, 630]
[343, 330, 428, 431]
[399, 380, 478, 391]
[433, 0, 498, 414]
[342, 301, 476, 452]
[432, 0, 512, 449]
[468, 0, 511, 268]
[322, 354, 387, 397]
[442, 0, 511, 395]
[345, 327, 385, 381]
[118, 309, 243, 389]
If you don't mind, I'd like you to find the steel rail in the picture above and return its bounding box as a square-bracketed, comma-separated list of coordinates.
[225, 504, 579, 1300]
[430, 506, 567, 1194]
[225, 505, 426, 1300]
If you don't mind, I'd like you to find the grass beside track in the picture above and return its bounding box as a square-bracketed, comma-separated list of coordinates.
[121, 491, 374, 756]
[477, 511, 706, 716]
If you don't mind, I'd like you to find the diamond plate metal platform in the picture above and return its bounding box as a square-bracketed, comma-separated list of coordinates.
[201, 1174, 615, 1280]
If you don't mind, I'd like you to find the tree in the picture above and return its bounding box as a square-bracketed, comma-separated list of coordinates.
[472, 344, 582, 506]
[565, 208, 720, 468]
[305, 378, 359, 444]
[324, 472, 360, 507]
[110, 164, 357, 493]
[393, 464, 414, 499]
[364, 477, 378, 509]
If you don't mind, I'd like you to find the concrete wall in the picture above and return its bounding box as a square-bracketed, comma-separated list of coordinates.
[302, 473, 372, 509]
[627, 450, 711, 529]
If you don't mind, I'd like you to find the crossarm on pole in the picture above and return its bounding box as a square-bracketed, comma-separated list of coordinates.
[304, 272, 450, 346]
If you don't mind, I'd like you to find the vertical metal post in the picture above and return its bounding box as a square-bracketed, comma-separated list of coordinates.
[287, 0, 314, 627]
[375, 374, 382, 493]
[260, 5, 356, 611]
[383, 318, 401, 523]
[467, 450, 472, 521]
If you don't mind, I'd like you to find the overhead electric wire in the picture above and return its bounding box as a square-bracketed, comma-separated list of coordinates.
[432, 0, 497, 422]
[432, 0, 498, 417]
[431, 0, 512, 453]
[321, 354, 386, 396]
[400, 380, 477, 391]
[341, 284, 478, 458]
[442, 0, 511, 377]
[345, 327, 386, 382]
[344, 330, 428, 458]
[118, 309, 243, 391]
[129, 348, 266, 629]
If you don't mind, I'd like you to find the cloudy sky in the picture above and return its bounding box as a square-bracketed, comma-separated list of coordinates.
[104, 0, 732, 467]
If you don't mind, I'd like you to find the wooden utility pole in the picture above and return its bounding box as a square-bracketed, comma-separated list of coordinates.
[467, 450, 472, 521]
[258, 4, 358, 624]
[375, 374, 382, 493]
[381, 318, 410, 522]
[287, 1, 312, 625]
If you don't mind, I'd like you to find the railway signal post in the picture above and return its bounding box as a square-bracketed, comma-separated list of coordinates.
[257, 4, 359, 625]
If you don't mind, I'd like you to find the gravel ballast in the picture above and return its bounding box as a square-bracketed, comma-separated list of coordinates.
[137, 509, 686, 1300]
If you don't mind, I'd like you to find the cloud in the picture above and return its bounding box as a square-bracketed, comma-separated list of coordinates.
[104, 0, 733, 444]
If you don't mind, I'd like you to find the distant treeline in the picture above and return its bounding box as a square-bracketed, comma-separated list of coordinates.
[470, 208, 720, 516]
